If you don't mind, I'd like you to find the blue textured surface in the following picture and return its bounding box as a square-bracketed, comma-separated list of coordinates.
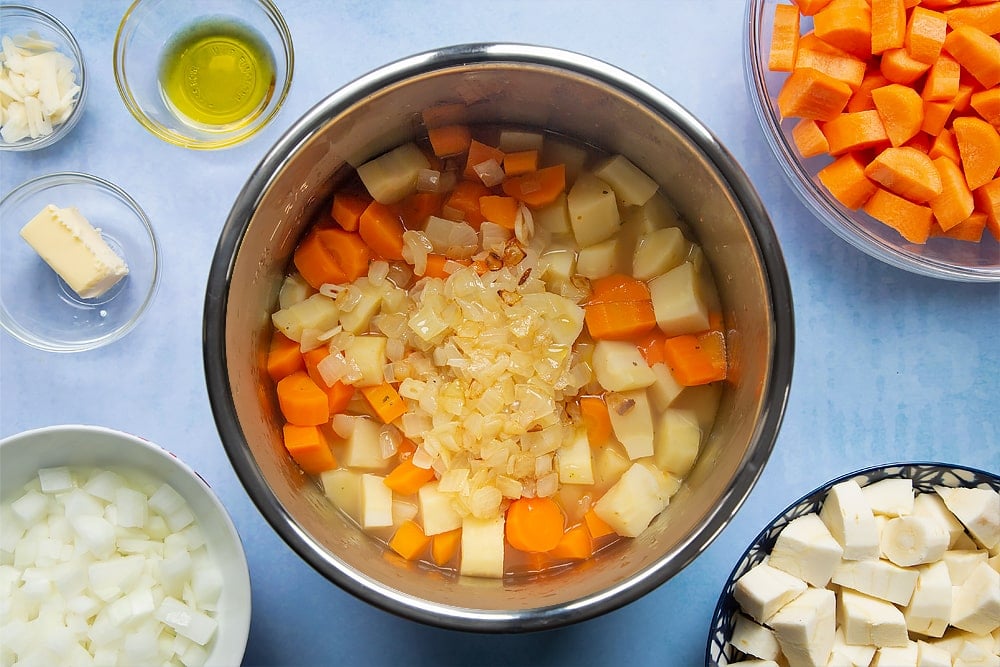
[2, 2, 998, 666]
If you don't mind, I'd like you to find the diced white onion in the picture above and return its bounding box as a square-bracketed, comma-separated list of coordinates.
[473, 158, 505, 187]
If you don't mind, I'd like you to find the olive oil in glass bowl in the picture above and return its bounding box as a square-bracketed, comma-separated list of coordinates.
[114, 0, 293, 150]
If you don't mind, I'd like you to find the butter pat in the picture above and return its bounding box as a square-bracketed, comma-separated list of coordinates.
[20, 204, 128, 299]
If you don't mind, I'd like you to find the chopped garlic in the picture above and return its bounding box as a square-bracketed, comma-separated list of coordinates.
[0, 32, 80, 143]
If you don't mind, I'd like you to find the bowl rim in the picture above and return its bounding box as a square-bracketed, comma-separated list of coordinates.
[0, 4, 88, 152]
[112, 0, 295, 150]
[0, 423, 252, 664]
[704, 460, 1000, 666]
[743, 0, 1000, 283]
[0, 170, 161, 352]
[203, 41, 795, 632]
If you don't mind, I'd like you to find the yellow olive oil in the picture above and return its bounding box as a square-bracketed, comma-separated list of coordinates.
[158, 18, 275, 129]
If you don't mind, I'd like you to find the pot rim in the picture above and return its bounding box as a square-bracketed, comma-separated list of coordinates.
[203, 42, 794, 632]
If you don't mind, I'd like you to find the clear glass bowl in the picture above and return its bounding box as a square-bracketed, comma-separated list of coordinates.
[0, 172, 160, 352]
[706, 462, 1000, 665]
[113, 0, 294, 150]
[745, 0, 1000, 282]
[0, 5, 87, 152]
[0, 424, 251, 665]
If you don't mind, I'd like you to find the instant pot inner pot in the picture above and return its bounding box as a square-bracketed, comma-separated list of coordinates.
[221, 61, 777, 624]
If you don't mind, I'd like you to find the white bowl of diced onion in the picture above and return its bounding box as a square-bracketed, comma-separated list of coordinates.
[0, 5, 87, 151]
[0, 424, 251, 666]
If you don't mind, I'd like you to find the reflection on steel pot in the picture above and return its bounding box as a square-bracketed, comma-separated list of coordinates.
[203, 43, 794, 632]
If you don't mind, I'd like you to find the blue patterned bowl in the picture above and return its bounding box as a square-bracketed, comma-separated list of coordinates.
[706, 462, 1000, 666]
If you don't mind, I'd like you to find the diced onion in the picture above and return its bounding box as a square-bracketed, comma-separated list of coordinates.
[473, 158, 505, 187]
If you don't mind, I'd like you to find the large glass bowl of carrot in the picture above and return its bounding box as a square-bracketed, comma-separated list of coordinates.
[745, 0, 1000, 282]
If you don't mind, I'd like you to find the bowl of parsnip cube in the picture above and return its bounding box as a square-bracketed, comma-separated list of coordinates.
[707, 461, 1000, 666]
[204, 42, 794, 631]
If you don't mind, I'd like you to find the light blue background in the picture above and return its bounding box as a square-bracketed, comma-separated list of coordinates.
[2, 2, 997, 665]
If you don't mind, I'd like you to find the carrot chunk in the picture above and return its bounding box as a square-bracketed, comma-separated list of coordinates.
[929, 127, 961, 163]
[921, 54, 961, 101]
[589, 274, 651, 303]
[823, 110, 890, 154]
[503, 150, 539, 177]
[863, 187, 935, 243]
[360, 382, 407, 424]
[871, 0, 907, 55]
[580, 396, 613, 447]
[953, 116, 1000, 190]
[267, 332, 305, 382]
[428, 124, 472, 157]
[276, 371, 330, 426]
[389, 520, 431, 561]
[315, 228, 371, 283]
[501, 164, 567, 208]
[794, 36, 867, 89]
[904, 6, 948, 64]
[769, 3, 802, 71]
[776, 67, 853, 121]
[944, 3, 1000, 37]
[584, 301, 656, 341]
[929, 156, 975, 231]
[282, 424, 336, 475]
[478, 195, 520, 229]
[383, 459, 436, 496]
[330, 193, 370, 232]
[943, 25, 1000, 88]
[818, 151, 880, 209]
[663, 331, 727, 387]
[293, 229, 348, 289]
[505, 497, 565, 553]
[814, 0, 872, 58]
[871, 83, 924, 146]
[847, 71, 891, 113]
[970, 87, 1000, 127]
[431, 529, 461, 566]
[975, 178, 1000, 239]
[920, 99, 956, 136]
[930, 212, 987, 243]
[548, 524, 594, 561]
[464, 139, 506, 179]
[880, 47, 932, 84]
[444, 179, 491, 228]
[864, 146, 944, 202]
[358, 201, 406, 261]
[792, 0, 834, 17]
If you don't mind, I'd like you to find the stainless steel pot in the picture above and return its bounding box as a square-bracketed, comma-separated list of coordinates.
[204, 43, 794, 632]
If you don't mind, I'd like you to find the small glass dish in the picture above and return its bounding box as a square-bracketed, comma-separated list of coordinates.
[0, 172, 159, 353]
[745, 0, 1000, 282]
[0, 5, 88, 152]
[705, 462, 1000, 666]
[113, 0, 294, 150]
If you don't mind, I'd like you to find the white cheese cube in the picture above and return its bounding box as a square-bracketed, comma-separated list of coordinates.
[832, 625, 876, 667]
[592, 154, 658, 208]
[567, 172, 621, 248]
[916, 640, 954, 667]
[820, 480, 880, 561]
[652, 408, 701, 477]
[934, 486, 1000, 551]
[769, 586, 836, 667]
[862, 478, 914, 517]
[769, 513, 844, 588]
[730, 613, 781, 661]
[592, 340, 656, 392]
[941, 549, 988, 586]
[460, 515, 505, 578]
[904, 560, 952, 638]
[648, 261, 710, 336]
[871, 640, 918, 667]
[592, 462, 669, 538]
[556, 427, 594, 485]
[831, 557, 918, 606]
[733, 559, 808, 624]
[951, 561, 1000, 635]
[418, 483, 462, 536]
[343, 417, 389, 470]
[913, 492, 968, 548]
[359, 474, 393, 529]
[839, 588, 909, 648]
[606, 389, 654, 460]
[881, 515, 949, 567]
[19, 205, 129, 299]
